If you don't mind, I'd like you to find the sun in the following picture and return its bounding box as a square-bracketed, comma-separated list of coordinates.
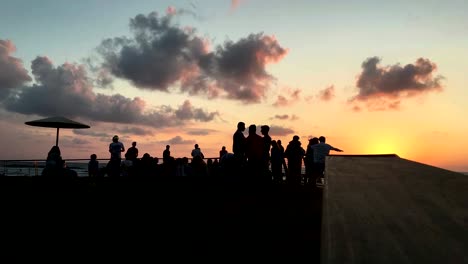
[365, 139, 400, 155]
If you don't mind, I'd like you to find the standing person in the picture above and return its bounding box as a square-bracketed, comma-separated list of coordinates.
[232, 122, 246, 162]
[304, 137, 319, 186]
[311, 136, 343, 179]
[191, 144, 205, 159]
[108, 135, 125, 177]
[270, 140, 283, 184]
[88, 154, 99, 178]
[245, 124, 264, 181]
[260, 125, 272, 176]
[219, 146, 228, 159]
[284, 135, 305, 185]
[163, 145, 171, 163]
[277, 140, 288, 176]
[125, 142, 139, 162]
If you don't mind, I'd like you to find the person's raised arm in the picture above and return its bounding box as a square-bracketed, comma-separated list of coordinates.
[332, 147, 343, 152]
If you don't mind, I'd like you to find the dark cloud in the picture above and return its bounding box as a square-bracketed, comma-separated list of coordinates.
[350, 57, 443, 110]
[98, 11, 287, 103]
[175, 100, 219, 121]
[0, 39, 32, 93]
[3, 56, 218, 127]
[272, 88, 300, 107]
[73, 129, 111, 138]
[165, 136, 196, 145]
[317, 85, 335, 101]
[269, 125, 294, 136]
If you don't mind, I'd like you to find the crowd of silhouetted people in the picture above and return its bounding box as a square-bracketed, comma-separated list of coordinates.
[42, 121, 343, 188]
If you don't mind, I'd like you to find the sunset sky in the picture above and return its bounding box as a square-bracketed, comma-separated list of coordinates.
[1, 0, 467, 171]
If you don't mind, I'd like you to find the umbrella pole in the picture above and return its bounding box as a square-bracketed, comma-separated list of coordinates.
[56, 128, 59, 146]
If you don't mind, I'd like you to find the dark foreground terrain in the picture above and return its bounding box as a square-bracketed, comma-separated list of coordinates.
[1, 176, 322, 262]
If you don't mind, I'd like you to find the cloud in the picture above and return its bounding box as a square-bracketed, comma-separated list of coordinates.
[175, 100, 219, 121]
[0, 39, 32, 94]
[272, 88, 301, 107]
[73, 129, 112, 138]
[350, 57, 443, 110]
[115, 126, 154, 136]
[2, 56, 218, 127]
[317, 85, 335, 101]
[270, 114, 299, 121]
[186, 128, 218, 136]
[165, 135, 196, 145]
[269, 125, 294, 136]
[98, 11, 287, 103]
[72, 138, 91, 145]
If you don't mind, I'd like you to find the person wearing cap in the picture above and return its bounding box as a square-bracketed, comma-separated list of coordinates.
[108, 135, 125, 177]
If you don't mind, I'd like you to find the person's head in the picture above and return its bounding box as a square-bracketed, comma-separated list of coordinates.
[260, 125, 270, 135]
[293, 135, 300, 141]
[271, 140, 278, 148]
[90, 154, 97, 160]
[237, 122, 245, 131]
[310, 137, 319, 145]
[222, 146, 226, 150]
[132, 142, 137, 147]
[248, 124, 257, 134]
[49, 145, 61, 155]
[195, 144, 199, 149]
[112, 135, 119, 142]
[319, 136, 326, 143]
[166, 145, 170, 150]
[277, 140, 282, 145]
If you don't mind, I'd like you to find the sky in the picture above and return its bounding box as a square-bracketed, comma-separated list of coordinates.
[1, 0, 467, 171]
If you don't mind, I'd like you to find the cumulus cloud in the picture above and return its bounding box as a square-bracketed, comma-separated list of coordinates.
[98, 11, 287, 103]
[269, 125, 294, 136]
[272, 88, 301, 107]
[350, 57, 443, 110]
[317, 85, 335, 101]
[0, 39, 32, 95]
[3, 56, 218, 127]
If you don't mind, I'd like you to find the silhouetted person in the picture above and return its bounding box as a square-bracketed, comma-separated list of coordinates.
[233, 122, 246, 161]
[219, 146, 228, 159]
[88, 154, 99, 177]
[163, 145, 171, 163]
[189, 155, 208, 177]
[43, 145, 63, 177]
[284, 135, 305, 185]
[311, 136, 343, 178]
[245, 124, 264, 182]
[125, 142, 139, 162]
[277, 139, 288, 176]
[108, 135, 125, 178]
[270, 140, 284, 184]
[191, 144, 205, 159]
[261, 125, 272, 176]
[304, 137, 319, 186]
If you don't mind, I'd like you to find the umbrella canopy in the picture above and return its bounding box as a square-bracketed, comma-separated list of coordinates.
[25, 116, 90, 146]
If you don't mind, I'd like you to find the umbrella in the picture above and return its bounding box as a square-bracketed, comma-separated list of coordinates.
[25, 116, 90, 146]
